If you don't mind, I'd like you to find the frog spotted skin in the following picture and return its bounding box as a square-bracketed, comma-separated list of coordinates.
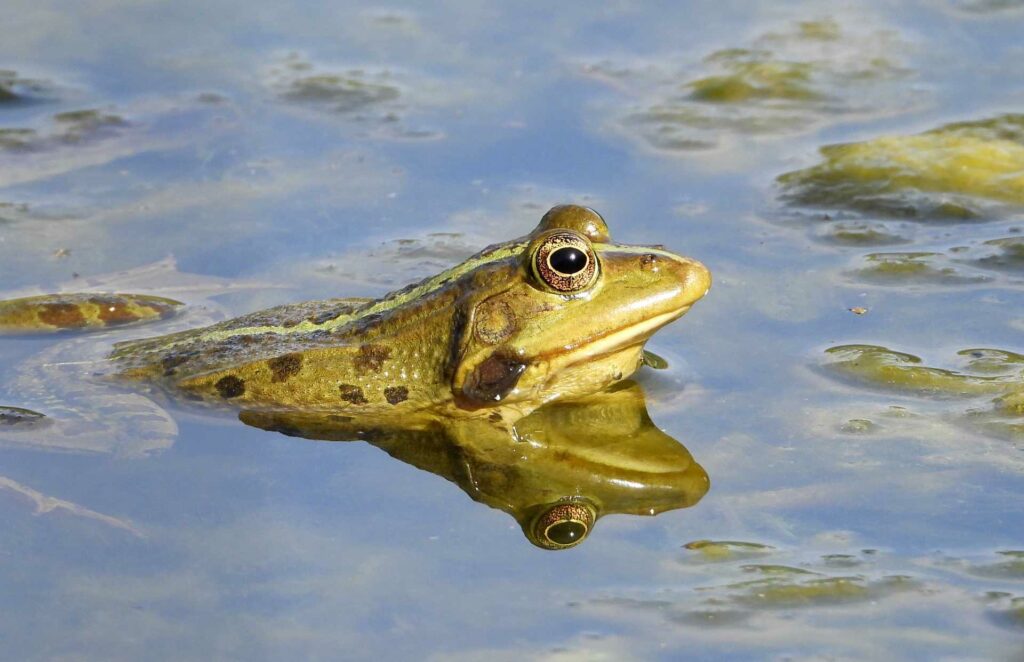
[94, 205, 709, 420]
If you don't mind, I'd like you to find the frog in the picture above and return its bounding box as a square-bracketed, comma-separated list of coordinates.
[0, 204, 710, 444]
[0, 204, 712, 544]
[5, 205, 709, 419]
[242, 379, 710, 550]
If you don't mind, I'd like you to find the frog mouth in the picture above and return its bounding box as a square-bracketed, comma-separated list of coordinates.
[555, 306, 691, 366]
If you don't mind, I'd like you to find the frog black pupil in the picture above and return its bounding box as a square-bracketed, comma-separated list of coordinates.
[550, 247, 587, 275]
[547, 520, 586, 545]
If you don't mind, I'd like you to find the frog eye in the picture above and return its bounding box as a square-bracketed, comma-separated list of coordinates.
[532, 231, 599, 293]
[531, 500, 595, 550]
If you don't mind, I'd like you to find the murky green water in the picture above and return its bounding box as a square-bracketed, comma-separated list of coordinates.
[2, 1, 1023, 659]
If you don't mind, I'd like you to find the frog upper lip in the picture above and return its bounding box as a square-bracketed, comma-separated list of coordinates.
[536, 306, 691, 365]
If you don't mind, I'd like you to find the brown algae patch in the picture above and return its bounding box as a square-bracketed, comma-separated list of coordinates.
[779, 114, 1024, 219]
[579, 18, 917, 154]
[265, 53, 442, 139]
[0, 108, 129, 153]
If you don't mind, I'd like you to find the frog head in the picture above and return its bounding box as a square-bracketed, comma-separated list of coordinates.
[450, 205, 711, 411]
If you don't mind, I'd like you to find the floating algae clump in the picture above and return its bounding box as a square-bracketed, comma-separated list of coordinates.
[683, 539, 775, 561]
[581, 18, 915, 154]
[967, 236, 1024, 272]
[852, 251, 992, 285]
[823, 345, 1024, 397]
[688, 54, 821, 104]
[779, 114, 1024, 219]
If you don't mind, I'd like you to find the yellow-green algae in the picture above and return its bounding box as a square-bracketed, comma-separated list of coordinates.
[815, 221, 911, 246]
[967, 551, 1024, 580]
[688, 55, 820, 104]
[719, 567, 918, 609]
[852, 252, 992, 285]
[824, 345, 1024, 397]
[585, 18, 914, 153]
[683, 539, 775, 560]
[968, 236, 1024, 271]
[779, 114, 1024, 218]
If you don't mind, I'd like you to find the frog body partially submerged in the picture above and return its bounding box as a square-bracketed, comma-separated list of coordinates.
[108, 205, 711, 421]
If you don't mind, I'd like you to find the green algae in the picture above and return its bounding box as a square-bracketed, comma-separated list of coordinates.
[740, 564, 818, 576]
[779, 114, 1024, 219]
[0, 70, 51, 103]
[955, 0, 1024, 14]
[968, 551, 1024, 580]
[718, 572, 918, 609]
[683, 539, 775, 560]
[823, 345, 1024, 397]
[816, 221, 911, 246]
[585, 18, 914, 154]
[840, 418, 877, 434]
[688, 58, 820, 104]
[277, 72, 401, 113]
[852, 252, 992, 285]
[822, 554, 864, 568]
[967, 237, 1024, 272]
[0, 128, 38, 151]
[53, 110, 128, 143]
[0, 109, 128, 153]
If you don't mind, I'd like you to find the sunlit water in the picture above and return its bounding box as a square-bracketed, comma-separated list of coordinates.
[2, 1, 1024, 659]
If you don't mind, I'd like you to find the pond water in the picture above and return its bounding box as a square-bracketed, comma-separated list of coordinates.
[2, 0, 1024, 659]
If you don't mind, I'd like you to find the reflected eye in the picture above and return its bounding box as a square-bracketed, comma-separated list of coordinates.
[531, 501, 596, 550]
[533, 232, 598, 293]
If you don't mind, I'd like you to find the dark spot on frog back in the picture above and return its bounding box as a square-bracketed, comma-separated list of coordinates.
[215, 375, 246, 398]
[161, 350, 199, 376]
[354, 343, 391, 373]
[268, 352, 303, 383]
[384, 385, 408, 405]
[339, 383, 368, 405]
[37, 302, 86, 328]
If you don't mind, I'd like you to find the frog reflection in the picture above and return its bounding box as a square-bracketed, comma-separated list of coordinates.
[242, 380, 709, 550]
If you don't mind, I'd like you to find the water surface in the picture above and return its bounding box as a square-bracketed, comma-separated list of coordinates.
[1, 1, 1023, 659]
